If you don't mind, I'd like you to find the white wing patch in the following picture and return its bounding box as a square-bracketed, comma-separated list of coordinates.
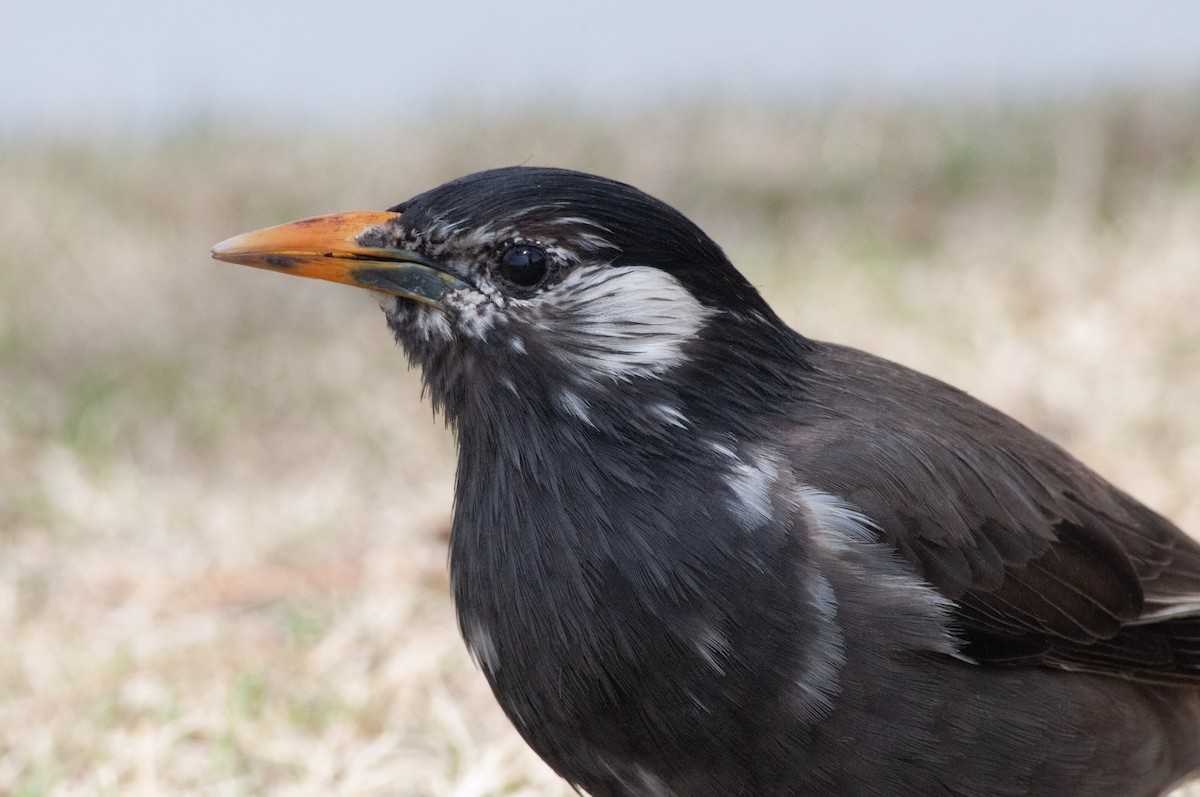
[557, 388, 593, 425]
[691, 622, 732, 674]
[798, 486, 964, 660]
[594, 761, 678, 797]
[797, 487, 881, 549]
[792, 570, 845, 723]
[1134, 598, 1200, 624]
[725, 450, 780, 530]
[462, 615, 500, 673]
[649, 403, 688, 429]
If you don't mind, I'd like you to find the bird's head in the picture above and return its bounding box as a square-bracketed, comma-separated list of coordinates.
[213, 167, 806, 437]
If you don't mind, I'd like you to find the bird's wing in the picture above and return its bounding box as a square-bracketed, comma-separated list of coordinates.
[796, 343, 1200, 684]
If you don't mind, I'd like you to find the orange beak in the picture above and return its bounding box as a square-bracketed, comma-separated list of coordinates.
[211, 211, 467, 308]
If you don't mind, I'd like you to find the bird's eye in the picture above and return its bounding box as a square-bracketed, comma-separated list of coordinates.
[497, 245, 551, 290]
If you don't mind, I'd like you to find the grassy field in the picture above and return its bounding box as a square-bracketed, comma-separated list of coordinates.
[2, 91, 1200, 796]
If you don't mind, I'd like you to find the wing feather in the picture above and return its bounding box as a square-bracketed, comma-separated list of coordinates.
[795, 342, 1200, 684]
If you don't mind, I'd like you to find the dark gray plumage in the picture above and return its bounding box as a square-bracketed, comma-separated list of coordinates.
[213, 166, 1200, 797]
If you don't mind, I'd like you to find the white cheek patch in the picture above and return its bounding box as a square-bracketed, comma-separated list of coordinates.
[432, 264, 713, 386]
[532, 265, 714, 383]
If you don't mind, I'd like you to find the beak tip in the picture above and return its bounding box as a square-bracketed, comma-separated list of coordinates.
[211, 235, 242, 261]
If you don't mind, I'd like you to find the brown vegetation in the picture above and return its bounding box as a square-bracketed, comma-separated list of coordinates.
[2, 92, 1198, 795]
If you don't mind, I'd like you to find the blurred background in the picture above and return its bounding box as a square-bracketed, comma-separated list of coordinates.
[2, 2, 1200, 795]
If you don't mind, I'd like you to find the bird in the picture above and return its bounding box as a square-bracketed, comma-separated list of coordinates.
[212, 166, 1200, 797]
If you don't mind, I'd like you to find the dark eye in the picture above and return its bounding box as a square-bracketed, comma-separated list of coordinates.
[497, 245, 550, 290]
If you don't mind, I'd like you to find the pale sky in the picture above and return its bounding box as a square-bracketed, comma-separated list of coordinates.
[3, 0, 1200, 133]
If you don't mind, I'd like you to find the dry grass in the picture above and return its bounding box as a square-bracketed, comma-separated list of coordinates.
[2, 91, 1199, 795]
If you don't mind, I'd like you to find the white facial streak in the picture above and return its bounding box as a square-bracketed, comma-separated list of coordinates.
[532, 264, 715, 383]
